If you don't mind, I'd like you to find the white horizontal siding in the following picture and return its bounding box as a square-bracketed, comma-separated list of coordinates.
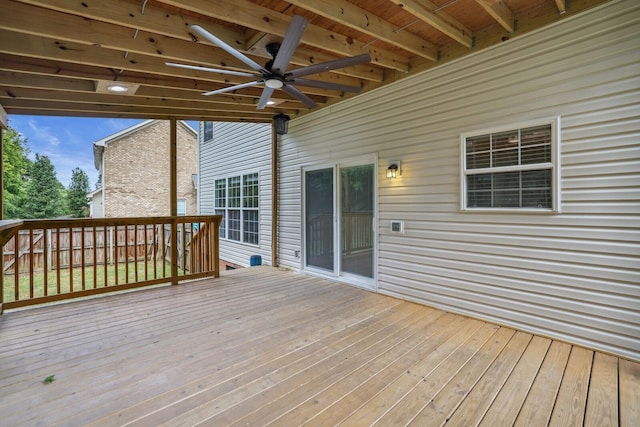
[278, 0, 640, 360]
[198, 121, 273, 267]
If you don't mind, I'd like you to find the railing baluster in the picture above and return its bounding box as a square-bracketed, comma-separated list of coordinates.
[13, 234, 19, 302]
[114, 225, 118, 286]
[81, 226, 86, 290]
[144, 224, 148, 281]
[202, 222, 207, 272]
[103, 226, 108, 287]
[181, 221, 187, 276]
[133, 224, 138, 283]
[92, 226, 97, 289]
[153, 224, 158, 280]
[56, 228, 61, 295]
[124, 225, 129, 284]
[43, 228, 48, 297]
[69, 227, 73, 292]
[162, 223, 167, 278]
[29, 229, 34, 299]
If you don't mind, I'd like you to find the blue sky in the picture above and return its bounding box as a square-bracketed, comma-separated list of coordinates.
[7, 116, 198, 188]
[7, 116, 145, 188]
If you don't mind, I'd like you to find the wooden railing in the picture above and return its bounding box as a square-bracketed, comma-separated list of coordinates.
[1, 215, 221, 309]
[306, 212, 373, 258]
[342, 212, 374, 255]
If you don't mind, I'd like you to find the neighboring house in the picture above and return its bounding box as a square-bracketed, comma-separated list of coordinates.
[200, 1, 640, 361]
[198, 121, 272, 269]
[87, 188, 103, 218]
[91, 119, 197, 218]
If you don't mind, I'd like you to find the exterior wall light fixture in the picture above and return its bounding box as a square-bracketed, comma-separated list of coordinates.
[273, 113, 290, 135]
[387, 161, 401, 178]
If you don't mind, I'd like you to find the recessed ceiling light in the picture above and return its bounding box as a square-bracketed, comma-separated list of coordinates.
[94, 80, 140, 95]
[107, 84, 129, 93]
[263, 98, 286, 107]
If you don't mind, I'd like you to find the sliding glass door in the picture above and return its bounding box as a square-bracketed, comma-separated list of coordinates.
[305, 168, 334, 271]
[341, 164, 374, 278]
[304, 161, 375, 288]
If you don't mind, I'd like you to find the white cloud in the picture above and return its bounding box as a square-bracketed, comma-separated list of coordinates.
[27, 119, 62, 146]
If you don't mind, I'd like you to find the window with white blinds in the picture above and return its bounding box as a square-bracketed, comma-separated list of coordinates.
[462, 118, 559, 211]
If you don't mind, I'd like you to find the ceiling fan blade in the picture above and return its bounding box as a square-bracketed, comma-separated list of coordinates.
[281, 84, 317, 109]
[287, 78, 362, 93]
[286, 53, 372, 79]
[202, 81, 262, 96]
[190, 25, 269, 74]
[166, 62, 258, 78]
[256, 87, 276, 110]
[271, 15, 308, 74]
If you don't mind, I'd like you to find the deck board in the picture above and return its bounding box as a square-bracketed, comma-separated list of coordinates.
[514, 340, 572, 427]
[584, 352, 619, 427]
[549, 346, 594, 427]
[619, 358, 640, 427]
[0, 266, 636, 427]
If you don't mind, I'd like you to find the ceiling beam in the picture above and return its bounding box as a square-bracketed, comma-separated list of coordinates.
[474, 0, 516, 33]
[387, 0, 473, 48]
[0, 56, 325, 109]
[0, 2, 364, 91]
[5, 107, 272, 122]
[0, 53, 327, 105]
[0, 86, 293, 114]
[284, 0, 438, 60]
[0, 30, 346, 100]
[158, 0, 410, 73]
[16, 0, 245, 48]
[14, 0, 383, 82]
[0, 98, 274, 121]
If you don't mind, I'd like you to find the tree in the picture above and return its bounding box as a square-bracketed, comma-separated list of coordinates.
[2, 127, 32, 218]
[23, 154, 67, 219]
[68, 167, 90, 217]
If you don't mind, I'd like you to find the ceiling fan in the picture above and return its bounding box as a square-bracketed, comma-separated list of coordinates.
[166, 15, 371, 109]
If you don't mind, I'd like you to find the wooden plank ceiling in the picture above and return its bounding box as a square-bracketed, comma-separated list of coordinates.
[0, 0, 608, 122]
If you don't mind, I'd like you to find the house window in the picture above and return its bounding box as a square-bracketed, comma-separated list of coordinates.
[203, 122, 214, 142]
[214, 178, 226, 238]
[177, 198, 187, 216]
[214, 173, 259, 244]
[462, 118, 559, 211]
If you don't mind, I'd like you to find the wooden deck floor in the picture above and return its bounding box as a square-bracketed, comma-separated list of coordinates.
[0, 267, 638, 426]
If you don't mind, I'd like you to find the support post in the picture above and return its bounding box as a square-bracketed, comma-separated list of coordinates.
[0, 104, 8, 313]
[170, 119, 178, 285]
[271, 124, 279, 267]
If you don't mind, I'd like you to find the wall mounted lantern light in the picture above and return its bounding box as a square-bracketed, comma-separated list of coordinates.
[387, 161, 401, 178]
[273, 113, 291, 135]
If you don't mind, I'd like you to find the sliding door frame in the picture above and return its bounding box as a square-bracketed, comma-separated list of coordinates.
[301, 154, 378, 291]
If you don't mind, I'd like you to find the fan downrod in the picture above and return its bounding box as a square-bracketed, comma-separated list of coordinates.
[265, 43, 281, 58]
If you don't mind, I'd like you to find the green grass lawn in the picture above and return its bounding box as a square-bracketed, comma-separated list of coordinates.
[3, 260, 185, 303]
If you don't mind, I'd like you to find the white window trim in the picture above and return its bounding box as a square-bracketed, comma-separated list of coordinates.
[460, 116, 561, 213]
[177, 198, 187, 216]
[300, 154, 378, 291]
[214, 172, 260, 246]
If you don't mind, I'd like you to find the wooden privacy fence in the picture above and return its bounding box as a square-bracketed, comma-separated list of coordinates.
[1, 215, 221, 309]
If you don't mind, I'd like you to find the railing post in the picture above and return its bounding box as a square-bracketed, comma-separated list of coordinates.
[213, 216, 220, 278]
